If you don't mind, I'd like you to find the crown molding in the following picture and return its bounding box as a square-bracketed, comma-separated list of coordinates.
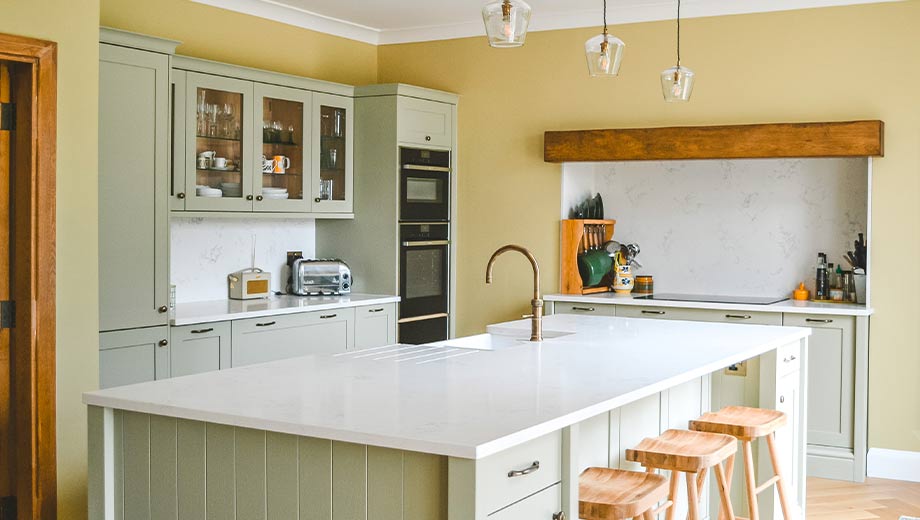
[193, 0, 903, 46]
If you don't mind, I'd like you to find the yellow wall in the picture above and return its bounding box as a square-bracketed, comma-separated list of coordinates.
[101, 0, 377, 86]
[378, 2, 920, 452]
[0, 0, 101, 518]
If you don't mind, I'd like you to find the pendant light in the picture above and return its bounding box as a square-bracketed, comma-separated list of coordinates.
[585, 0, 625, 77]
[482, 0, 532, 48]
[660, 0, 695, 102]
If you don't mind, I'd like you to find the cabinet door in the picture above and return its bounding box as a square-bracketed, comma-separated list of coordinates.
[231, 309, 355, 367]
[252, 83, 313, 213]
[783, 314, 854, 449]
[311, 93, 354, 214]
[99, 327, 169, 389]
[774, 371, 800, 508]
[170, 322, 231, 377]
[488, 483, 561, 520]
[170, 69, 187, 211]
[99, 45, 171, 332]
[184, 72, 254, 212]
[397, 96, 453, 149]
[354, 304, 397, 350]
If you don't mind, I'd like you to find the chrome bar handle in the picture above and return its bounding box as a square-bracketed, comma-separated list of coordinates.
[402, 240, 450, 247]
[507, 461, 540, 478]
[806, 318, 834, 324]
[725, 314, 752, 320]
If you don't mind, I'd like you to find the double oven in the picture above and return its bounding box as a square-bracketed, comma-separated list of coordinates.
[398, 148, 451, 344]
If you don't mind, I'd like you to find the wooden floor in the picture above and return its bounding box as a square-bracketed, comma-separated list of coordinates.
[807, 477, 920, 519]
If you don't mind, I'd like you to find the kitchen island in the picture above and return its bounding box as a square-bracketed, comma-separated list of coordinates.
[84, 314, 809, 520]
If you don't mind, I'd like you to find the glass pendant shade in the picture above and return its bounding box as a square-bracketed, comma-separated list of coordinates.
[660, 65, 695, 102]
[482, 0, 532, 48]
[585, 34, 625, 77]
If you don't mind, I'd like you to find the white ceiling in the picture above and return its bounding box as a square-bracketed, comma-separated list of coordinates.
[194, 0, 902, 45]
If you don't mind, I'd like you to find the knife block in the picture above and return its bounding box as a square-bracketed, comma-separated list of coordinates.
[560, 219, 617, 295]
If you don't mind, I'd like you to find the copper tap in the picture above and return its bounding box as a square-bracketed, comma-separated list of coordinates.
[485, 245, 543, 342]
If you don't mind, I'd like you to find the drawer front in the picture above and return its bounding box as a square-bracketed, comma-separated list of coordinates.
[553, 302, 616, 317]
[355, 303, 397, 350]
[616, 305, 782, 325]
[489, 483, 561, 520]
[397, 96, 453, 148]
[479, 432, 562, 515]
[775, 341, 802, 378]
[99, 326, 169, 389]
[231, 309, 355, 367]
[170, 321, 231, 377]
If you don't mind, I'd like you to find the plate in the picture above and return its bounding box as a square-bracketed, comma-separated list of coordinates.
[593, 193, 604, 219]
[209, 166, 237, 172]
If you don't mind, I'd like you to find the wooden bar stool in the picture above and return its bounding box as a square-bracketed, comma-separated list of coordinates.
[579, 467, 670, 520]
[690, 406, 792, 520]
[625, 429, 738, 520]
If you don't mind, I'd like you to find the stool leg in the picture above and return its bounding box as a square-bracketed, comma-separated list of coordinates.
[665, 471, 680, 520]
[643, 511, 656, 520]
[720, 452, 735, 520]
[715, 460, 736, 520]
[766, 433, 794, 520]
[686, 472, 701, 520]
[742, 440, 759, 520]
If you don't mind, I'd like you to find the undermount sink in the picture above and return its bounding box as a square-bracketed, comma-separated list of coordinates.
[431, 330, 574, 351]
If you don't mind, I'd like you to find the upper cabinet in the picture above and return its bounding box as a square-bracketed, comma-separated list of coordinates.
[170, 57, 355, 217]
[397, 96, 453, 149]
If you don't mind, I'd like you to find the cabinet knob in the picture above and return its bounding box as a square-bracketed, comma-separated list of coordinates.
[158, 339, 168, 348]
[177, 192, 186, 199]
[158, 305, 168, 313]
[256, 195, 264, 201]
[425, 135, 432, 142]
[246, 195, 254, 201]
[779, 395, 785, 404]
[553, 513, 566, 520]
[315, 197, 322, 203]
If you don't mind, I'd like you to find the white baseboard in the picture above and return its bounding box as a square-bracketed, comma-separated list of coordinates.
[867, 448, 920, 482]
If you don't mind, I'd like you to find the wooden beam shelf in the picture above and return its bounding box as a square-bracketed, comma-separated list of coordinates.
[544, 120, 884, 163]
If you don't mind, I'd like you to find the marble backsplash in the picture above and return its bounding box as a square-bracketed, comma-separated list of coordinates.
[562, 158, 869, 297]
[170, 218, 316, 303]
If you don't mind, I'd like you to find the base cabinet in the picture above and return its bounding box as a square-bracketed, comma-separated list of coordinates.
[170, 322, 231, 377]
[99, 327, 169, 389]
[355, 303, 397, 350]
[488, 484, 561, 520]
[231, 308, 355, 367]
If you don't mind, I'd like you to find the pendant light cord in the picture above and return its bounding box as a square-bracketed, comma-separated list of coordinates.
[676, 0, 682, 67]
[603, 0, 608, 36]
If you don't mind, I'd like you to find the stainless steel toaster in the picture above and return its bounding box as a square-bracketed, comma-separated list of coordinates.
[291, 259, 352, 296]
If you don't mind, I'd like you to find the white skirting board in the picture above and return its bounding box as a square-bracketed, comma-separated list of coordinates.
[867, 448, 920, 482]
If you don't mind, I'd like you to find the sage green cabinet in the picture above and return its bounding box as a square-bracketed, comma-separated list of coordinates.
[253, 83, 313, 213]
[99, 327, 170, 389]
[170, 322, 231, 377]
[231, 308, 355, 367]
[614, 305, 782, 326]
[397, 96, 453, 149]
[354, 303, 397, 350]
[783, 314, 855, 449]
[98, 44, 170, 332]
[553, 302, 616, 317]
[311, 93, 354, 214]
[488, 483, 561, 520]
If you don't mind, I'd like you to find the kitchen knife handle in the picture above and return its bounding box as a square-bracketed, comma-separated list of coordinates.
[255, 321, 276, 327]
[507, 461, 540, 478]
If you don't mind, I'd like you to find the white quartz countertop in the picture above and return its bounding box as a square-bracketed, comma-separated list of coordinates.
[170, 293, 401, 326]
[84, 314, 809, 459]
[545, 292, 873, 317]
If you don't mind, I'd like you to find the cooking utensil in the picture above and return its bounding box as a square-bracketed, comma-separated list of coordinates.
[594, 194, 604, 220]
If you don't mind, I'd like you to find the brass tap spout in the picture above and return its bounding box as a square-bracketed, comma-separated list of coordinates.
[485, 245, 543, 342]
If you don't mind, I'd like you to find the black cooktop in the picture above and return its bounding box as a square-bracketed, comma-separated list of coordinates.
[633, 293, 789, 305]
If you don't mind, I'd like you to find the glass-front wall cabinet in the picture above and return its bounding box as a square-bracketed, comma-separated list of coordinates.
[254, 83, 312, 212]
[184, 72, 254, 212]
[312, 93, 353, 214]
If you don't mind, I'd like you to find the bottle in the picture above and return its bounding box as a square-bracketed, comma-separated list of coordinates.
[828, 263, 837, 290]
[836, 264, 844, 290]
[815, 253, 828, 300]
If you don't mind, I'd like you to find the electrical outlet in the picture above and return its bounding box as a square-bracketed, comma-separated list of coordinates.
[724, 361, 747, 377]
[286, 251, 303, 267]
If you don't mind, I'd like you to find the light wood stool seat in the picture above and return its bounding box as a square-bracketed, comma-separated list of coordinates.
[579, 467, 670, 520]
[690, 406, 794, 520]
[690, 405, 787, 440]
[626, 429, 738, 520]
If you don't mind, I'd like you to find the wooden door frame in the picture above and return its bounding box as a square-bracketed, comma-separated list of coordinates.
[0, 33, 57, 519]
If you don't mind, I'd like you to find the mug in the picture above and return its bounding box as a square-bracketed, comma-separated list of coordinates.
[197, 156, 210, 170]
[198, 150, 216, 160]
[273, 155, 290, 174]
[612, 264, 635, 294]
[213, 157, 228, 169]
[261, 155, 275, 174]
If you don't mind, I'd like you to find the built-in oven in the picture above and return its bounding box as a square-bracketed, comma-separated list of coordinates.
[398, 223, 449, 344]
[400, 147, 450, 222]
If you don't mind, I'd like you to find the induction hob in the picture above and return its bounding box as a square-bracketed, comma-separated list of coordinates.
[633, 293, 789, 305]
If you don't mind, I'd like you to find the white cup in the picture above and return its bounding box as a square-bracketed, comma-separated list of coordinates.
[213, 157, 228, 169]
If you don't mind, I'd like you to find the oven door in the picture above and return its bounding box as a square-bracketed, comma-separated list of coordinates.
[400, 168, 450, 222]
[399, 239, 449, 321]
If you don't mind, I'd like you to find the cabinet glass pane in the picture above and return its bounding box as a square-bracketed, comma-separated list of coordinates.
[261, 97, 304, 201]
[195, 87, 244, 199]
[318, 105, 347, 202]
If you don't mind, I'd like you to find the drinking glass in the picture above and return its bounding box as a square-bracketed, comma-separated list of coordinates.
[319, 179, 333, 200]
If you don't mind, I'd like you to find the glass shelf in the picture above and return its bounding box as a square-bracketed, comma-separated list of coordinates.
[196, 135, 242, 142]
